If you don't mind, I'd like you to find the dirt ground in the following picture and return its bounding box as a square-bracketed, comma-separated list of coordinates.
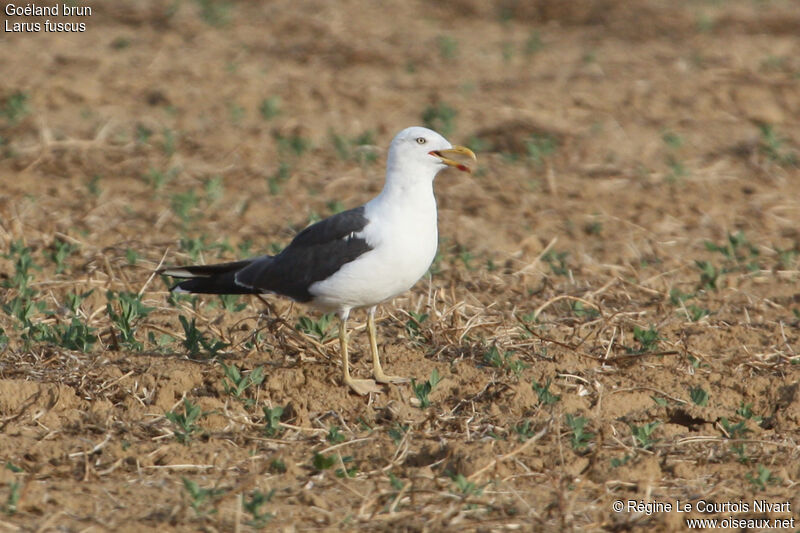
[1, 0, 799, 531]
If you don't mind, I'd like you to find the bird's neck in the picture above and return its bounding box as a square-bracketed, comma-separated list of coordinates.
[376, 177, 436, 213]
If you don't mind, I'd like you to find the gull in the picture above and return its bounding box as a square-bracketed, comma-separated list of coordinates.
[159, 126, 476, 395]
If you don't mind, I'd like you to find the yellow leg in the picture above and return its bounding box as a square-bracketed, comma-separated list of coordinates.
[368, 307, 409, 384]
[339, 312, 380, 395]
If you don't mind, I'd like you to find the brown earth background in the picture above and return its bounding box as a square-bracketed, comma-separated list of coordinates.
[1, 0, 800, 531]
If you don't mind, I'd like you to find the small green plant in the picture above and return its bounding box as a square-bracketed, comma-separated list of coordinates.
[720, 416, 751, 463]
[630, 421, 660, 450]
[758, 124, 797, 167]
[182, 477, 225, 517]
[106, 291, 154, 351]
[36, 318, 97, 352]
[436, 35, 458, 59]
[542, 250, 569, 276]
[532, 378, 561, 406]
[259, 97, 281, 121]
[388, 424, 409, 445]
[686, 304, 710, 322]
[422, 102, 457, 137]
[179, 315, 227, 358]
[242, 489, 275, 528]
[295, 314, 335, 342]
[220, 363, 264, 404]
[0, 91, 30, 125]
[628, 325, 660, 354]
[450, 473, 483, 498]
[705, 231, 760, 271]
[411, 368, 441, 408]
[565, 414, 594, 450]
[326, 425, 346, 444]
[269, 458, 286, 473]
[47, 239, 78, 274]
[335, 456, 358, 478]
[312, 452, 336, 471]
[736, 402, 762, 422]
[267, 162, 291, 195]
[483, 345, 529, 377]
[405, 311, 429, 341]
[513, 419, 537, 441]
[166, 398, 206, 445]
[263, 405, 284, 437]
[218, 294, 246, 312]
[329, 130, 377, 164]
[525, 133, 557, 166]
[689, 386, 709, 406]
[610, 455, 631, 468]
[170, 189, 200, 225]
[274, 131, 311, 157]
[746, 464, 779, 491]
[570, 300, 599, 319]
[524, 30, 544, 56]
[194, 0, 231, 27]
[695, 260, 720, 290]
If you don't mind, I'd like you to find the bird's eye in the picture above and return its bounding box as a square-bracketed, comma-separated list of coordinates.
[415, 137, 426, 144]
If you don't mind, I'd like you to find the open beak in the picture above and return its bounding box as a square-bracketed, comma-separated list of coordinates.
[429, 145, 477, 173]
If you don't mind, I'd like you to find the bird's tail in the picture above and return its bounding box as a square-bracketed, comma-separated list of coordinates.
[158, 258, 267, 295]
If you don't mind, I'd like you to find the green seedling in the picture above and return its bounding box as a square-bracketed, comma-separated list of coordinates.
[436, 35, 458, 59]
[106, 291, 154, 351]
[274, 131, 311, 156]
[269, 458, 286, 473]
[312, 452, 335, 471]
[532, 378, 561, 406]
[411, 368, 441, 408]
[195, 0, 231, 27]
[746, 464, 779, 491]
[736, 402, 762, 422]
[388, 424, 409, 446]
[628, 325, 660, 354]
[566, 414, 593, 450]
[704, 231, 759, 271]
[513, 419, 537, 441]
[182, 477, 225, 517]
[335, 456, 357, 478]
[295, 314, 335, 342]
[483, 345, 528, 377]
[48, 239, 78, 274]
[541, 250, 569, 276]
[525, 133, 557, 166]
[630, 421, 660, 450]
[422, 102, 457, 137]
[610, 455, 631, 468]
[759, 124, 797, 166]
[329, 130, 377, 164]
[405, 311, 429, 341]
[179, 315, 227, 358]
[259, 97, 280, 120]
[570, 300, 599, 319]
[451, 473, 483, 498]
[166, 398, 206, 445]
[219, 294, 246, 312]
[35, 318, 97, 352]
[267, 161, 291, 195]
[242, 489, 275, 528]
[525, 30, 543, 56]
[326, 425, 346, 444]
[0, 91, 29, 125]
[220, 363, 264, 403]
[689, 386, 708, 406]
[263, 405, 284, 437]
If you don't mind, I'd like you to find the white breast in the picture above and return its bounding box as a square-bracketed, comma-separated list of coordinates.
[308, 188, 438, 311]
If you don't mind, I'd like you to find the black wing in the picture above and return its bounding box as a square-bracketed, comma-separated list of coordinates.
[235, 206, 373, 302]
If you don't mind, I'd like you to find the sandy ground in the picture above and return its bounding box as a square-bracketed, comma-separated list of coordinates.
[1, 0, 799, 530]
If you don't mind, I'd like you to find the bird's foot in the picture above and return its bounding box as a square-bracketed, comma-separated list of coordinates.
[344, 377, 382, 396]
[374, 371, 410, 384]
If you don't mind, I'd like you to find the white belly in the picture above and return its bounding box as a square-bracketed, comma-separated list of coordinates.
[309, 193, 438, 311]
